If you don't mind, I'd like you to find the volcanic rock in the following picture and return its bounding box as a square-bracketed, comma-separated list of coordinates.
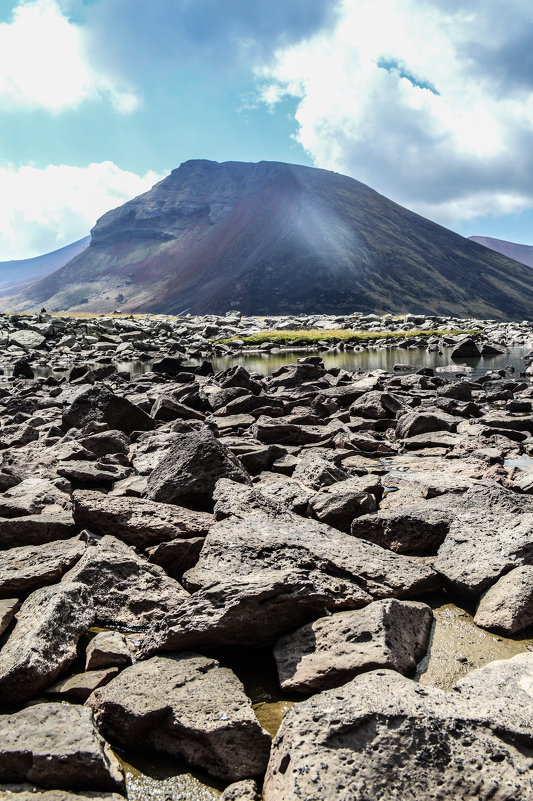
[0, 703, 124, 792]
[0, 582, 94, 704]
[61, 535, 188, 629]
[273, 599, 433, 693]
[86, 654, 271, 781]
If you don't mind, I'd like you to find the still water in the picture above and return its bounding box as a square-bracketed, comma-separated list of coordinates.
[0, 345, 530, 383]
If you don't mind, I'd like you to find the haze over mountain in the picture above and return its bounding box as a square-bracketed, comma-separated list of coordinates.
[5, 160, 533, 320]
[469, 236, 533, 270]
[0, 236, 90, 295]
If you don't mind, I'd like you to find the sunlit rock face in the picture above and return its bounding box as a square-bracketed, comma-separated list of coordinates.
[13, 159, 533, 319]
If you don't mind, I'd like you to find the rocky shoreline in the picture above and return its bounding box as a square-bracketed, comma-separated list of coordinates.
[2, 311, 533, 799]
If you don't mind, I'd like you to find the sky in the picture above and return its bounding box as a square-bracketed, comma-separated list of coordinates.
[2, 0, 533, 260]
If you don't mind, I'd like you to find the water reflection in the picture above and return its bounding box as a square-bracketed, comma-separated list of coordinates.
[0, 346, 529, 382]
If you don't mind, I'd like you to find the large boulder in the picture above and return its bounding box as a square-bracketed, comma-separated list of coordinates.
[143, 427, 250, 509]
[184, 509, 439, 601]
[263, 668, 533, 800]
[434, 510, 533, 598]
[474, 566, 533, 634]
[0, 582, 94, 704]
[139, 569, 368, 655]
[0, 703, 124, 792]
[61, 536, 188, 629]
[62, 386, 154, 435]
[86, 654, 271, 782]
[395, 410, 458, 439]
[273, 599, 433, 693]
[72, 490, 212, 548]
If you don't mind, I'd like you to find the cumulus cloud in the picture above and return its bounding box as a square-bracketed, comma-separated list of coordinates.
[0, 0, 138, 112]
[256, 0, 533, 225]
[0, 162, 162, 260]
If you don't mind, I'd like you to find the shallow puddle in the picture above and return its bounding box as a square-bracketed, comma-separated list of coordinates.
[118, 754, 222, 801]
[417, 597, 533, 690]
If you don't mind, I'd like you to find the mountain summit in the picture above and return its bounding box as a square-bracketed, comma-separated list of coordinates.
[8, 160, 533, 319]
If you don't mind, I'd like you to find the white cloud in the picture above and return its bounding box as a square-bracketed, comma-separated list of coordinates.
[0, 161, 163, 260]
[0, 0, 138, 112]
[256, 0, 533, 226]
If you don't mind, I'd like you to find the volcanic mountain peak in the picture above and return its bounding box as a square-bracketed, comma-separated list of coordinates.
[5, 160, 533, 320]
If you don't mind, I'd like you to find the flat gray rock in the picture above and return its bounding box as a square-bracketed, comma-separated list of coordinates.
[46, 667, 119, 701]
[184, 509, 439, 601]
[72, 490, 212, 548]
[435, 510, 533, 598]
[263, 668, 533, 800]
[474, 566, 533, 634]
[0, 582, 94, 704]
[0, 537, 86, 597]
[61, 535, 188, 629]
[0, 703, 124, 792]
[86, 654, 271, 782]
[0, 511, 75, 550]
[274, 599, 433, 693]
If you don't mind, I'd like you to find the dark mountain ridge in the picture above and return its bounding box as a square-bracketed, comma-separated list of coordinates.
[469, 235, 533, 270]
[7, 160, 533, 319]
[0, 236, 90, 295]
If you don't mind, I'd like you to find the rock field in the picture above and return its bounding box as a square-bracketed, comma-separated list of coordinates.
[2, 309, 533, 799]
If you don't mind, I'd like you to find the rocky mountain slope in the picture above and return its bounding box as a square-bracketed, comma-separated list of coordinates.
[469, 235, 533, 270]
[5, 160, 533, 319]
[0, 236, 90, 295]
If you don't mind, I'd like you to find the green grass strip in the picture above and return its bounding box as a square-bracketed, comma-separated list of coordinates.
[218, 328, 482, 346]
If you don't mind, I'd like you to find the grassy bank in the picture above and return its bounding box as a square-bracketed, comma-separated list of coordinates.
[219, 328, 482, 346]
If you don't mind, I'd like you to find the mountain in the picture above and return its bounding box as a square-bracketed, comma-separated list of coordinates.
[0, 236, 90, 296]
[4, 160, 533, 320]
[469, 236, 533, 270]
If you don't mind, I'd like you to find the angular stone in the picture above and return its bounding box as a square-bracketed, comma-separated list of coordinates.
[0, 598, 19, 637]
[451, 337, 481, 358]
[251, 417, 327, 445]
[0, 583, 94, 704]
[0, 537, 86, 596]
[46, 667, 120, 701]
[474, 566, 533, 634]
[291, 450, 348, 490]
[0, 478, 71, 518]
[308, 490, 376, 532]
[145, 537, 205, 580]
[73, 490, 213, 548]
[62, 385, 154, 435]
[140, 569, 370, 655]
[0, 511, 75, 550]
[86, 654, 271, 782]
[220, 780, 259, 801]
[0, 703, 124, 792]
[435, 510, 533, 598]
[56, 461, 131, 485]
[9, 330, 46, 350]
[395, 410, 458, 439]
[85, 631, 133, 671]
[349, 391, 406, 419]
[79, 430, 130, 458]
[62, 535, 188, 628]
[263, 669, 533, 801]
[184, 509, 440, 601]
[274, 599, 433, 693]
[351, 505, 451, 555]
[144, 427, 250, 509]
